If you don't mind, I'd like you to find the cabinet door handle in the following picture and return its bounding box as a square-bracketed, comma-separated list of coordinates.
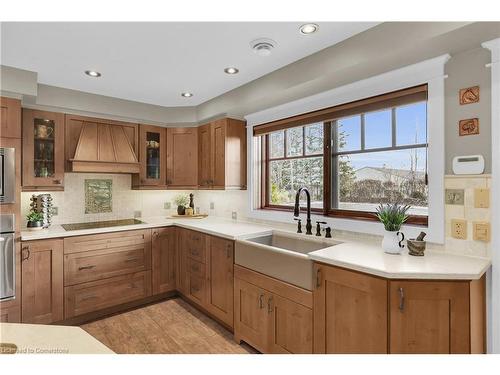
[316, 268, 321, 288]
[124, 257, 139, 263]
[267, 296, 273, 313]
[398, 287, 405, 312]
[259, 293, 264, 309]
[53, 179, 62, 185]
[78, 265, 96, 271]
[22, 246, 30, 261]
[226, 246, 231, 259]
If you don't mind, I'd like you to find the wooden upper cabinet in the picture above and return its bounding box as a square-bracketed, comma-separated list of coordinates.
[22, 109, 65, 190]
[198, 123, 212, 188]
[206, 236, 234, 327]
[313, 264, 388, 353]
[152, 227, 176, 294]
[389, 280, 471, 354]
[133, 124, 167, 188]
[197, 118, 247, 190]
[0, 97, 21, 138]
[211, 119, 226, 188]
[21, 239, 64, 324]
[166, 127, 198, 188]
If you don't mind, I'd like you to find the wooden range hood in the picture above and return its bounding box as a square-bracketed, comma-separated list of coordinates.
[68, 121, 140, 173]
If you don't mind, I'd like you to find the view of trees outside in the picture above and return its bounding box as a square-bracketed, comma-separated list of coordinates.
[268, 102, 428, 216]
[269, 123, 323, 207]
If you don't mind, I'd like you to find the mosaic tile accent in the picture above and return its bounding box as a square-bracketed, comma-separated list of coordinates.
[85, 179, 113, 214]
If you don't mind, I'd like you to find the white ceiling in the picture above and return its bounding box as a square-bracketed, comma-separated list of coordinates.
[1, 22, 378, 107]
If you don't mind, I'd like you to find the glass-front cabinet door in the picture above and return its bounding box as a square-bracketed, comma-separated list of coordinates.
[22, 109, 65, 190]
[135, 124, 166, 187]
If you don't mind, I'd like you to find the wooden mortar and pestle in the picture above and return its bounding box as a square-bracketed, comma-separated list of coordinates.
[407, 232, 427, 256]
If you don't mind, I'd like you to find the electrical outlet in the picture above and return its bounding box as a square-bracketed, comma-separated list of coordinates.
[134, 210, 142, 218]
[164, 202, 171, 209]
[210, 202, 215, 210]
[232, 211, 237, 220]
[474, 188, 490, 208]
[451, 219, 467, 240]
[51, 207, 59, 216]
[445, 189, 464, 205]
[473, 222, 490, 242]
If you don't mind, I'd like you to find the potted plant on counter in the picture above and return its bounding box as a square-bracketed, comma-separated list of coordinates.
[174, 194, 189, 215]
[375, 203, 410, 254]
[26, 211, 44, 231]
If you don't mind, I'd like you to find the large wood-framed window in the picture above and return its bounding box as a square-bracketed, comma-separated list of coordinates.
[257, 85, 429, 225]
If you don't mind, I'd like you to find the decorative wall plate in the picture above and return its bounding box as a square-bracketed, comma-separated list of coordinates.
[459, 86, 480, 105]
[459, 118, 479, 136]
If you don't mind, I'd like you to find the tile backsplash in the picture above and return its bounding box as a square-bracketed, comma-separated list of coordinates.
[444, 174, 491, 258]
[21, 173, 248, 225]
[21, 173, 492, 259]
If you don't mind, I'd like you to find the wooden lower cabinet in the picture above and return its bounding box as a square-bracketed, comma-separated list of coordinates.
[269, 293, 313, 354]
[234, 265, 313, 354]
[389, 279, 484, 354]
[64, 241, 151, 286]
[65, 271, 152, 319]
[313, 263, 388, 353]
[21, 239, 64, 324]
[152, 227, 176, 294]
[176, 228, 234, 328]
[206, 236, 234, 327]
[313, 262, 486, 354]
[234, 277, 270, 352]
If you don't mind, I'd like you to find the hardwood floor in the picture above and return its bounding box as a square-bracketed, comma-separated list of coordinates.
[81, 298, 258, 354]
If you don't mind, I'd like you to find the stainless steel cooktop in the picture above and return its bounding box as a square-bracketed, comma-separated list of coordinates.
[61, 219, 143, 231]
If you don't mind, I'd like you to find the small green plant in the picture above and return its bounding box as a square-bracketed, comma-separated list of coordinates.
[26, 211, 43, 223]
[375, 203, 411, 231]
[173, 194, 189, 208]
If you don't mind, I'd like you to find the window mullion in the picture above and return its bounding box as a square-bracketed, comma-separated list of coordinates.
[360, 113, 365, 150]
[283, 129, 287, 158]
[391, 107, 397, 147]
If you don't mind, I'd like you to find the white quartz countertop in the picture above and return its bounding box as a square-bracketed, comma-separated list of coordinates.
[308, 242, 491, 280]
[0, 323, 113, 354]
[20, 216, 273, 241]
[20, 216, 491, 280]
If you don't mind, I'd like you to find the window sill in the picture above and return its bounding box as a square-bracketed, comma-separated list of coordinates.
[261, 206, 428, 226]
[249, 207, 430, 242]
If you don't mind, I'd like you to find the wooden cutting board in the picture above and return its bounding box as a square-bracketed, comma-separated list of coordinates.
[166, 214, 208, 219]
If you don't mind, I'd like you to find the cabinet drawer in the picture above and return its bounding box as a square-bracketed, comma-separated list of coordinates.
[64, 244, 151, 286]
[64, 229, 150, 254]
[185, 231, 206, 263]
[189, 274, 206, 303]
[64, 271, 152, 319]
[188, 258, 205, 277]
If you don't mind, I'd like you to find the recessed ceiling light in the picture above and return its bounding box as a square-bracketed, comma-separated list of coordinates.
[85, 70, 101, 77]
[224, 67, 239, 74]
[250, 38, 276, 57]
[299, 23, 319, 35]
[181, 92, 193, 98]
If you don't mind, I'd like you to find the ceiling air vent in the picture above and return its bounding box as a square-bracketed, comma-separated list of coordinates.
[250, 38, 276, 56]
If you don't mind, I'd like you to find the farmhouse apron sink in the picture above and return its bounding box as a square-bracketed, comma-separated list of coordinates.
[235, 231, 341, 291]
